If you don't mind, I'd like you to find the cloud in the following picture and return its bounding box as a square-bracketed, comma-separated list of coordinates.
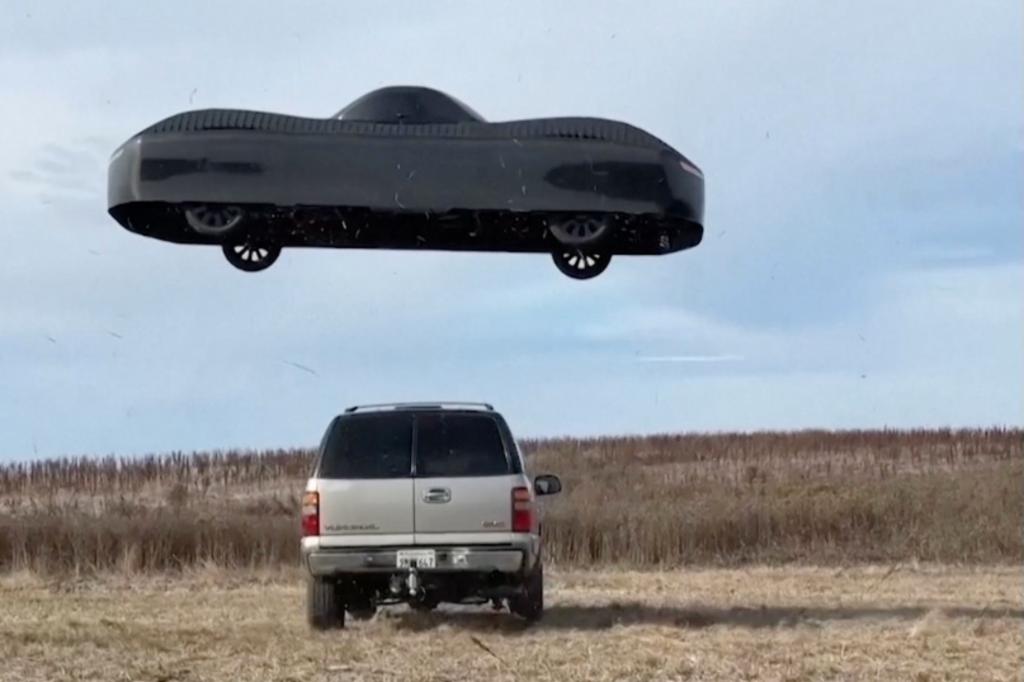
[0, 1, 1020, 458]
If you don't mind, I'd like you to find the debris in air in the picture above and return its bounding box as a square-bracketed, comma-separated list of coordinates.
[107, 85, 704, 280]
[283, 361, 318, 376]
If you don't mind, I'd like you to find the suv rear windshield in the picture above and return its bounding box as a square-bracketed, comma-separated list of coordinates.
[319, 414, 412, 479]
[415, 413, 510, 477]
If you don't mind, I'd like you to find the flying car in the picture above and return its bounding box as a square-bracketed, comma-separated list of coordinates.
[107, 86, 704, 279]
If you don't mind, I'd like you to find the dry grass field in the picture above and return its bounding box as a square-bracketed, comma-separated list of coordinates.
[1, 429, 1021, 572]
[2, 565, 1021, 681]
[1, 430, 1022, 680]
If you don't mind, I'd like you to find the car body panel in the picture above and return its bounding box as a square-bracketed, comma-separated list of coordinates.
[305, 545, 527, 576]
[315, 479, 414, 540]
[412, 474, 522, 536]
[106, 87, 705, 259]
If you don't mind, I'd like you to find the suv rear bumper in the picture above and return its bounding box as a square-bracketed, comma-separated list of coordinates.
[303, 544, 533, 576]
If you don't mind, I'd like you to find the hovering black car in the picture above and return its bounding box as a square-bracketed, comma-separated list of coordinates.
[107, 86, 704, 279]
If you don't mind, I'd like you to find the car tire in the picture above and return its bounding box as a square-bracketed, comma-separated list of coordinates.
[222, 238, 281, 272]
[307, 577, 345, 630]
[552, 249, 611, 280]
[548, 214, 611, 247]
[184, 204, 246, 238]
[510, 563, 544, 623]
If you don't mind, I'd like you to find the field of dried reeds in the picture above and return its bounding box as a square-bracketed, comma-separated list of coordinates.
[1, 428, 1020, 573]
[3, 565, 1021, 681]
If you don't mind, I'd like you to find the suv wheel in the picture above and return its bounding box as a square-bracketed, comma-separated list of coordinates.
[307, 577, 345, 630]
[510, 563, 544, 623]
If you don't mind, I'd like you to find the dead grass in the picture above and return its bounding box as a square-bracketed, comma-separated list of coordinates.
[1, 429, 1021, 572]
[1, 566, 1021, 681]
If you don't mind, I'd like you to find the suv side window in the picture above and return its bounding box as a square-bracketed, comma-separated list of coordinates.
[415, 413, 511, 477]
[497, 416, 526, 474]
[319, 413, 413, 479]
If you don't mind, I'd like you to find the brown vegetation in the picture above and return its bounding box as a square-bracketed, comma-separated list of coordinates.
[1, 428, 1021, 573]
[2, 566, 1021, 681]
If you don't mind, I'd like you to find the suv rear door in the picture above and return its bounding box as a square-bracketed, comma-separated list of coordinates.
[412, 411, 522, 542]
[315, 412, 415, 547]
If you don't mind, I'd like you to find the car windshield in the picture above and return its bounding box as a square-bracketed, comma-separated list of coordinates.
[319, 414, 412, 479]
[414, 413, 510, 477]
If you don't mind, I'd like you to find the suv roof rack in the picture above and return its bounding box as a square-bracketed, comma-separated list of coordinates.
[344, 401, 495, 414]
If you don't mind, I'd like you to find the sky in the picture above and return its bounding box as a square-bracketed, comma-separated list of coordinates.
[0, 1, 1021, 461]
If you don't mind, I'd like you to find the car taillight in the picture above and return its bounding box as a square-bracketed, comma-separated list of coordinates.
[511, 486, 534, 533]
[301, 491, 319, 537]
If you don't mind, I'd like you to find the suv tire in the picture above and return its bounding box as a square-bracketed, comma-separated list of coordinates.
[510, 563, 544, 623]
[307, 577, 345, 630]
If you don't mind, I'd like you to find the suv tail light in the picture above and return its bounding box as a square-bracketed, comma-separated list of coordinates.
[301, 491, 319, 537]
[511, 486, 534, 533]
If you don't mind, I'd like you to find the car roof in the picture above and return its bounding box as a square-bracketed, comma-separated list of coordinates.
[334, 86, 486, 124]
[342, 402, 496, 415]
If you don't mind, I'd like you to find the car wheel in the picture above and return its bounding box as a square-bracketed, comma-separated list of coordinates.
[549, 215, 610, 246]
[222, 238, 281, 272]
[510, 563, 543, 623]
[307, 577, 345, 630]
[184, 204, 245, 238]
[552, 250, 611, 280]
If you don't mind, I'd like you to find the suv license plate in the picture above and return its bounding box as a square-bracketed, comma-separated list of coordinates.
[396, 550, 436, 569]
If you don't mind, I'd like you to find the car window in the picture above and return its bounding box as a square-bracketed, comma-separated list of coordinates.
[415, 414, 510, 477]
[318, 414, 412, 479]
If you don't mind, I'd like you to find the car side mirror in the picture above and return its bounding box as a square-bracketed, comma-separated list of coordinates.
[534, 474, 562, 496]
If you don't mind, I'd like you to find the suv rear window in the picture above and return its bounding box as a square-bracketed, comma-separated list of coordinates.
[319, 414, 412, 479]
[415, 413, 510, 477]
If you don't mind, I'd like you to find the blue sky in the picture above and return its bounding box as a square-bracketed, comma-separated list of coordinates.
[0, 1, 1021, 461]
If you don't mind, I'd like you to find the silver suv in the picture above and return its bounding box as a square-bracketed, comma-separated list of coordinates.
[300, 402, 562, 629]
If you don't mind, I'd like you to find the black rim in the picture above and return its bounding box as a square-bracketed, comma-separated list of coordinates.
[230, 243, 271, 264]
[222, 239, 280, 271]
[552, 250, 611, 279]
